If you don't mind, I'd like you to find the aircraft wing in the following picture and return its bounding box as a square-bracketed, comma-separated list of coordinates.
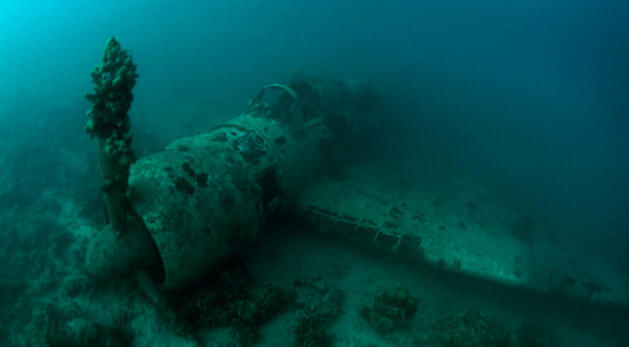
[299, 164, 628, 308]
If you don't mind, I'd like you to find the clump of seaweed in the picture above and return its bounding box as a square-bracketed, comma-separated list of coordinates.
[40, 304, 133, 347]
[230, 283, 292, 345]
[292, 275, 345, 347]
[166, 260, 292, 346]
[433, 309, 511, 347]
[46, 321, 133, 347]
[294, 307, 334, 347]
[512, 322, 558, 347]
[361, 285, 419, 334]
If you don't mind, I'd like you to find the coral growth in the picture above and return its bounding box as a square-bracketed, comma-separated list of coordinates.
[85, 36, 138, 233]
[166, 261, 291, 346]
[294, 308, 334, 347]
[512, 323, 558, 347]
[433, 309, 511, 347]
[85, 37, 137, 145]
[361, 285, 419, 334]
[292, 275, 345, 347]
[41, 304, 133, 347]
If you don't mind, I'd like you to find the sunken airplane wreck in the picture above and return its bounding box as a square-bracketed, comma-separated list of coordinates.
[85, 38, 626, 309]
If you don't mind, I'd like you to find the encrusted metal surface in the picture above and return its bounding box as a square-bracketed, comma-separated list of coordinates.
[300, 169, 629, 307]
[124, 75, 377, 289]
